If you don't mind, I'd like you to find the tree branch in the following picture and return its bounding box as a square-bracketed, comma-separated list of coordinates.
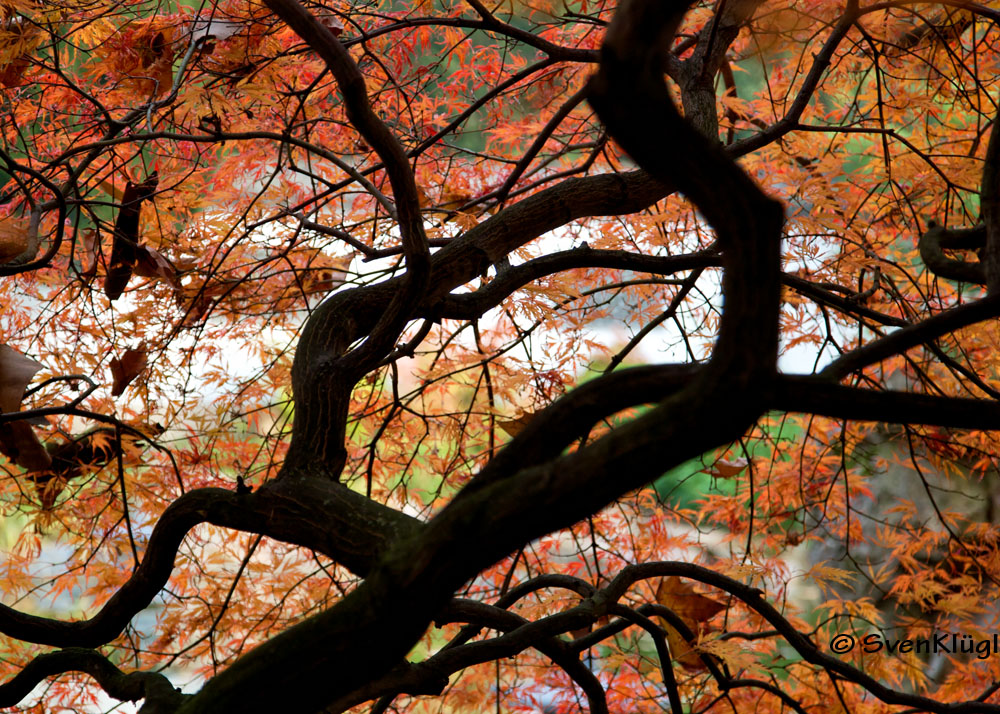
[433, 248, 720, 320]
[918, 221, 986, 284]
[264, 0, 430, 416]
[820, 294, 1000, 380]
[0, 648, 188, 712]
[0, 480, 419, 647]
[280, 168, 674, 472]
[175, 3, 788, 710]
[603, 563, 1000, 714]
[776, 376, 1000, 429]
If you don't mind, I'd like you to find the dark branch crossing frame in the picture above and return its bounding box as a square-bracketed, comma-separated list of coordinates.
[2, 0, 1000, 712]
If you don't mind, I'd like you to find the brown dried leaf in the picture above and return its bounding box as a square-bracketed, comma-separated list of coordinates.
[301, 255, 349, 295]
[105, 173, 158, 301]
[655, 577, 725, 670]
[79, 228, 99, 280]
[110, 348, 148, 397]
[0, 216, 28, 262]
[656, 577, 726, 627]
[318, 13, 344, 36]
[34, 476, 67, 510]
[497, 412, 534, 437]
[134, 244, 178, 287]
[0, 345, 51, 470]
[0, 421, 50, 470]
[139, 31, 167, 69]
[0, 53, 28, 87]
[0, 344, 42, 414]
[701, 457, 749, 479]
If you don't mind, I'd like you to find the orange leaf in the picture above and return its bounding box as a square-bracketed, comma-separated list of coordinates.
[34, 476, 67, 511]
[438, 190, 472, 212]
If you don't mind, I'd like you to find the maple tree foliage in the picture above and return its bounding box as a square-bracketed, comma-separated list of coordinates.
[6, 0, 1000, 711]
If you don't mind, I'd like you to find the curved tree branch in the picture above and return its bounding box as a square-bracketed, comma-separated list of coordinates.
[0, 480, 418, 648]
[277, 167, 674, 473]
[434, 248, 720, 320]
[980, 101, 1000, 293]
[918, 220, 986, 284]
[603, 562, 1000, 714]
[776, 375, 1000, 429]
[821, 293, 1000, 380]
[264, 0, 431, 461]
[0, 648, 188, 712]
[328, 598, 607, 714]
[173, 2, 789, 711]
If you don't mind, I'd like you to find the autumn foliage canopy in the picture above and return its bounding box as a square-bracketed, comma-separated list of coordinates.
[5, 0, 1000, 712]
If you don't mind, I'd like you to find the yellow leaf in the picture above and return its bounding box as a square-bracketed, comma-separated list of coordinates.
[806, 562, 857, 588]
